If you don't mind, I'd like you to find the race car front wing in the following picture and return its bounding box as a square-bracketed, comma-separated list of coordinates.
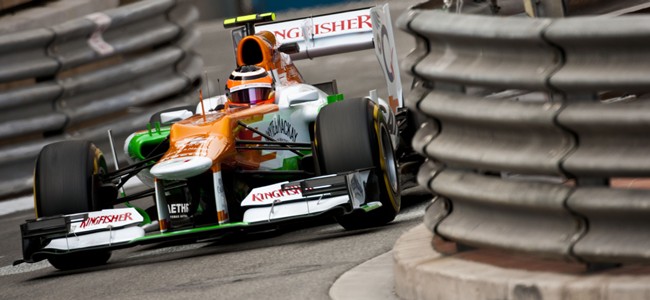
[240, 170, 377, 223]
[16, 170, 381, 265]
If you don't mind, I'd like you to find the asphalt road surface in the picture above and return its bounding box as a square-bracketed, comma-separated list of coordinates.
[0, 1, 431, 299]
[0, 192, 430, 300]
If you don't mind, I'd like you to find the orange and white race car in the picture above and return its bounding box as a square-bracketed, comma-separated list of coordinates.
[16, 5, 421, 270]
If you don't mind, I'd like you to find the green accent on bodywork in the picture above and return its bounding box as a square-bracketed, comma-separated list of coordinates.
[126, 202, 151, 225]
[361, 202, 382, 213]
[224, 18, 236, 25]
[272, 151, 311, 171]
[132, 222, 248, 242]
[281, 156, 299, 170]
[128, 126, 171, 160]
[326, 94, 345, 105]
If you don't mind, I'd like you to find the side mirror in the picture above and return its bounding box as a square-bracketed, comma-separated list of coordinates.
[196, 95, 227, 114]
[286, 89, 319, 105]
[160, 110, 193, 124]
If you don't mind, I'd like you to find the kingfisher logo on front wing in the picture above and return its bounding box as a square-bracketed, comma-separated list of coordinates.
[80, 212, 134, 228]
[71, 208, 143, 234]
[252, 188, 301, 202]
[242, 183, 304, 205]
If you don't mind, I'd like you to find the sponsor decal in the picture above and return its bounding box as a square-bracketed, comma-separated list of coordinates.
[80, 212, 134, 228]
[257, 9, 372, 44]
[177, 138, 208, 155]
[164, 158, 193, 166]
[71, 208, 143, 234]
[168, 203, 190, 214]
[265, 116, 298, 142]
[271, 15, 372, 40]
[164, 137, 209, 161]
[252, 188, 301, 202]
[372, 13, 394, 83]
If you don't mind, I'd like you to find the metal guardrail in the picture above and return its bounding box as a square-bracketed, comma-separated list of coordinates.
[0, 0, 202, 199]
[402, 9, 650, 264]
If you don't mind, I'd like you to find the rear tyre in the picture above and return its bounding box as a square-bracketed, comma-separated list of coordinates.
[315, 98, 401, 230]
[34, 140, 115, 269]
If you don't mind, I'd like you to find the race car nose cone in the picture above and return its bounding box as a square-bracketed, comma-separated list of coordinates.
[150, 156, 213, 180]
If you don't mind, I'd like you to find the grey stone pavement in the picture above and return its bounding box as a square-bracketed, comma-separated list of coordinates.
[333, 220, 650, 300]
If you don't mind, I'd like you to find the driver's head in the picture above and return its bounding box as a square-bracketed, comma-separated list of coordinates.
[226, 65, 274, 106]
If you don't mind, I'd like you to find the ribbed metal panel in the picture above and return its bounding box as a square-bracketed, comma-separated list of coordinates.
[559, 102, 650, 177]
[569, 187, 650, 263]
[408, 11, 559, 90]
[0, 29, 57, 82]
[547, 16, 650, 92]
[0, 0, 201, 199]
[432, 170, 580, 257]
[419, 90, 573, 175]
[403, 6, 650, 263]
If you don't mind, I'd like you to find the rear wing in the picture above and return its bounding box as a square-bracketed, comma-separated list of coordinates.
[255, 7, 373, 60]
[229, 5, 403, 110]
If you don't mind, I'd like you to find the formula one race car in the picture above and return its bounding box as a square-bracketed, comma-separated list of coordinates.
[16, 5, 419, 270]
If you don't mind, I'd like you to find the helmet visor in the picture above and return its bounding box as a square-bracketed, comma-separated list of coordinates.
[230, 87, 273, 105]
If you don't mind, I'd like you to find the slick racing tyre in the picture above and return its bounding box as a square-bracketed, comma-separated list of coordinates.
[34, 140, 116, 269]
[315, 98, 401, 230]
[47, 250, 113, 271]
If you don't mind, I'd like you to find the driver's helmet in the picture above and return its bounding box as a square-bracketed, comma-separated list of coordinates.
[226, 65, 274, 106]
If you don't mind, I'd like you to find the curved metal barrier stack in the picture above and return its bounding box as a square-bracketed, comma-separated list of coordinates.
[0, 0, 202, 199]
[401, 9, 650, 264]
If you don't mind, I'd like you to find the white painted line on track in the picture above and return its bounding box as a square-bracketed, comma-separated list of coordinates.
[0, 260, 51, 276]
[0, 195, 33, 216]
[127, 243, 208, 259]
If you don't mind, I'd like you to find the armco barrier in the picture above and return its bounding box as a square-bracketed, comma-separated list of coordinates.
[401, 9, 650, 263]
[0, 29, 58, 82]
[0, 0, 201, 199]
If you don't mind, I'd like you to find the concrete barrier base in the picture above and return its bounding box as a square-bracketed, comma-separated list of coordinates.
[394, 224, 650, 300]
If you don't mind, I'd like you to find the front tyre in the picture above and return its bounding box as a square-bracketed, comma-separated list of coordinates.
[34, 140, 115, 269]
[315, 98, 401, 230]
[47, 250, 112, 271]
